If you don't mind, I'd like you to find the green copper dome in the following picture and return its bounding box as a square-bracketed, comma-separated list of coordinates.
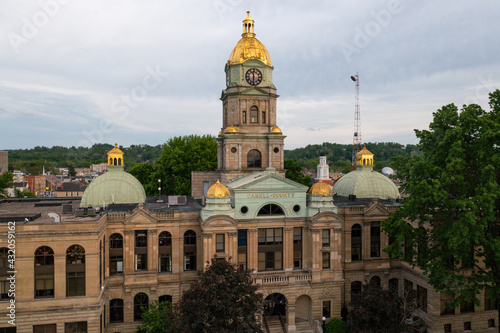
[80, 166, 146, 207]
[333, 165, 399, 200]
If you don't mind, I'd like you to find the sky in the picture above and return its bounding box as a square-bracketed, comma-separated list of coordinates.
[1, 0, 499, 150]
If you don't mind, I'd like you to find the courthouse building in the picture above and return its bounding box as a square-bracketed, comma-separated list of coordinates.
[0, 12, 497, 333]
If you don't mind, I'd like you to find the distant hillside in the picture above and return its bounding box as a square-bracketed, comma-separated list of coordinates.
[284, 142, 421, 172]
[5, 141, 420, 175]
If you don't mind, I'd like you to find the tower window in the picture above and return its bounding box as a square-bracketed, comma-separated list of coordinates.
[262, 111, 266, 124]
[247, 149, 262, 168]
[250, 106, 258, 123]
[243, 111, 247, 123]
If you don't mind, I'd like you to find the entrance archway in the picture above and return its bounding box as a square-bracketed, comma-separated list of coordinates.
[264, 293, 287, 317]
[295, 295, 312, 322]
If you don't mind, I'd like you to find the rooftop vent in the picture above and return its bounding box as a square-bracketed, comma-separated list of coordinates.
[75, 209, 85, 217]
[62, 204, 73, 214]
[348, 194, 357, 201]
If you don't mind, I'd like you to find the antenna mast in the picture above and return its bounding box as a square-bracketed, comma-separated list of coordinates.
[351, 73, 361, 168]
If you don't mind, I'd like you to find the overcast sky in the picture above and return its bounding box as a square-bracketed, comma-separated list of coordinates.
[1, 0, 499, 150]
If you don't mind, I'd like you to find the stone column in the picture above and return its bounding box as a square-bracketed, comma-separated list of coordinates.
[238, 143, 242, 170]
[287, 304, 297, 333]
[172, 230, 181, 274]
[248, 229, 258, 271]
[203, 233, 213, 266]
[268, 144, 272, 169]
[363, 222, 370, 260]
[148, 229, 157, 272]
[332, 227, 343, 280]
[311, 229, 321, 282]
[124, 230, 134, 273]
[284, 227, 293, 271]
[228, 232, 238, 263]
[303, 227, 311, 269]
[54, 253, 66, 298]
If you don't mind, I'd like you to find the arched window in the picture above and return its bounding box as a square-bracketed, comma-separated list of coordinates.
[110, 299, 124, 323]
[257, 204, 284, 216]
[118, 158, 122, 165]
[159, 231, 172, 272]
[351, 224, 362, 261]
[66, 245, 85, 296]
[34, 246, 54, 298]
[370, 276, 381, 287]
[247, 149, 262, 168]
[389, 278, 399, 295]
[159, 295, 173, 304]
[351, 281, 362, 295]
[113, 158, 117, 165]
[370, 221, 380, 257]
[0, 248, 8, 269]
[109, 233, 123, 275]
[134, 293, 149, 321]
[109, 158, 113, 165]
[250, 106, 258, 123]
[184, 230, 196, 271]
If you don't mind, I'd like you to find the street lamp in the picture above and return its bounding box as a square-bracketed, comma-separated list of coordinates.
[322, 316, 326, 332]
[158, 179, 161, 197]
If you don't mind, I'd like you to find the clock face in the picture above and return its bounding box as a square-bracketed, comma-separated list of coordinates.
[245, 68, 262, 86]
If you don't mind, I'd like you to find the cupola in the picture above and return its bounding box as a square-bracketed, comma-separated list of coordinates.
[108, 143, 124, 166]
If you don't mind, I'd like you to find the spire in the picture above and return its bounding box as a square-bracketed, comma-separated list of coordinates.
[242, 11, 255, 37]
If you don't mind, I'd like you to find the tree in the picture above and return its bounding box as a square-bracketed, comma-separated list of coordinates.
[137, 300, 175, 333]
[0, 172, 13, 198]
[284, 159, 311, 186]
[382, 90, 500, 330]
[128, 162, 156, 196]
[174, 257, 263, 333]
[347, 282, 417, 332]
[153, 135, 217, 196]
[15, 189, 36, 198]
[325, 317, 345, 333]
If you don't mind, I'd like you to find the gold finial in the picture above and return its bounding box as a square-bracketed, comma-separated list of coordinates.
[242, 11, 255, 37]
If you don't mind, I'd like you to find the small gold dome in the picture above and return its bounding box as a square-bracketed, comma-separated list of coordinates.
[228, 12, 272, 66]
[206, 180, 230, 198]
[224, 124, 239, 133]
[270, 125, 282, 134]
[308, 180, 333, 196]
[107, 143, 125, 166]
[218, 130, 222, 136]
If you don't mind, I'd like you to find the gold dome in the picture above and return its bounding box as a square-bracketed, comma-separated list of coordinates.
[228, 11, 272, 66]
[107, 143, 125, 166]
[270, 125, 282, 134]
[224, 124, 239, 133]
[308, 180, 333, 196]
[206, 180, 230, 198]
[218, 130, 222, 136]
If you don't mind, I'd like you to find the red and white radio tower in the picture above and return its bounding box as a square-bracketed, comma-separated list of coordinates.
[350, 73, 362, 168]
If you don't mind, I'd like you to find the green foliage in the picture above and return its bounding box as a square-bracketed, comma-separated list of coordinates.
[0, 172, 14, 198]
[15, 189, 36, 198]
[347, 283, 416, 332]
[174, 257, 263, 333]
[128, 162, 156, 196]
[284, 159, 311, 186]
[137, 301, 175, 333]
[382, 91, 500, 311]
[153, 135, 217, 196]
[326, 317, 345, 333]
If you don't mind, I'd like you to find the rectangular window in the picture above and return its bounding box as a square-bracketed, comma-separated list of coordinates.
[135, 230, 147, 247]
[262, 111, 266, 124]
[184, 252, 196, 271]
[0, 280, 9, 299]
[440, 292, 455, 315]
[322, 252, 330, 269]
[64, 322, 87, 333]
[33, 324, 56, 333]
[135, 254, 147, 271]
[322, 300, 331, 318]
[202, 181, 209, 196]
[488, 319, 495, 328]
[66, 272, 85, 296]
[485, 287, 498, 311]
[444, 324, 451, 333]
[460, 290, 474, 313]
[417, 285, 427, 312]
[110, 257, 123, 274]
[238, 230, 247, 270]
[322, 229, 330, 247]
[293, 227, 302, 269]
[464, 322, 472, 331]
[35, 273, 54, 297]
[159, 255, 171, 272]
[216, 234, 225, 253]
[370, 221, 381, 257]
[258, 228, 283, 271]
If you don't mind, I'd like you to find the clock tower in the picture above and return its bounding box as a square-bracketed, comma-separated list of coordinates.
[218, 11, 285, 182]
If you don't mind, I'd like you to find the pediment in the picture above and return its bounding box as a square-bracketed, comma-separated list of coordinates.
[202, 214, 238, 230]
[125, 206, 156, 224]
[231, 173, 308, 192]
[364, 202, 390, 217]
[310, 211, 343, 227]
